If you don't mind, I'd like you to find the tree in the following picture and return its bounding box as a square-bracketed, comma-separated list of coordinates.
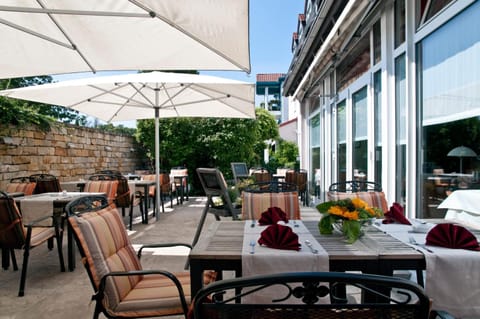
[135, 108, 279, 192]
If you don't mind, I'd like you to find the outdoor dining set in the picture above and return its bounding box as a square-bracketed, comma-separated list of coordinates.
[2, 165, 480, 318]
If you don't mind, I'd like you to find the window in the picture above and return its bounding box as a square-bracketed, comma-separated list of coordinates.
[419, 0, 480, 217]
[395, 0, 405, 48]
[395, 53, 406, 204]
[352, 87, 368, 180]
[373, 20, 381, 64]
[336, 100, 347, 182]
[374, 70, 382, 185]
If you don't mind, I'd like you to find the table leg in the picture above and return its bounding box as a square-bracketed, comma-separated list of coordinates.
[190, 261, 204, 297]
[143, 185, 148, 224]
[2, 247, 10, 270]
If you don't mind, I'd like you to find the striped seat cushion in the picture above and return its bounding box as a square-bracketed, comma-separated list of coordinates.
[84, 180, 119, 204]
[241, 191, 301, 220]
[5, 182, 36, 196]
[327, 191, 389, 213]
[68, 204, 209, 317]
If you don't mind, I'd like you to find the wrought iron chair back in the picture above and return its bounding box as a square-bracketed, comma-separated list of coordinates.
[193, 272, 431, 319]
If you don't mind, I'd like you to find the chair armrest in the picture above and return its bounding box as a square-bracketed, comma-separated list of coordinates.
[137, 243, 192, 259]
[96, 269, 189, 312]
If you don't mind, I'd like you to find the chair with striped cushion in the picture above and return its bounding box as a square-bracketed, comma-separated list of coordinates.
[5, 177, 36, 196]
[327, 180, 389, 213]
[241, 182, 300, 220]
[66, 194, 206, 319]
[0, 191, 65, 296]
[84, 175, 119, 205]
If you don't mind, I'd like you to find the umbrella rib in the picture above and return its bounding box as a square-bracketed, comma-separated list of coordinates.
[0, 17, 74, 50]
[0, 5, 151, 18]
[36, 0, 95, 73]
[188, 84, 254, 118]
[128, 0, 250, 72]
[158, 83, 191, 116]
[128, 83, 156, 108]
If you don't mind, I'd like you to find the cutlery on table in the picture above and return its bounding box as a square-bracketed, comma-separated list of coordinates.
[304, 240, 318, 254]
[408, 236, 434, 253]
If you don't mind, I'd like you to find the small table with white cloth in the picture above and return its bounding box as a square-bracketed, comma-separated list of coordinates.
[375, 220, 480, 318]
[439, 189, 480, 229]
[15, 192, 105, 271]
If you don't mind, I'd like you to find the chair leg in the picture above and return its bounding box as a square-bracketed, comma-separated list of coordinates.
[129, 203, 134, 231]
[55, 227, 66, 273]
[10, 249, 18, 271]
[18, 245, 30, 296]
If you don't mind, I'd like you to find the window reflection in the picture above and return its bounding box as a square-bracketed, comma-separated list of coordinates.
[420, 1, 480, 217]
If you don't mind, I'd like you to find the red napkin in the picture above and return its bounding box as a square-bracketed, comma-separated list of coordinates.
[426, 223, 480, 251]
[382, 202, 411, 225]
[258, 206, 289, 225]
[258, 224, 301, 251]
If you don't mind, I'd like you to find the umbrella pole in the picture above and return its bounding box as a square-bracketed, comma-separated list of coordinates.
[155, 106, 161, 221]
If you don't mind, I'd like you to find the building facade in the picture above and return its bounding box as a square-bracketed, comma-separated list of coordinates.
[283, 0, 480, 218]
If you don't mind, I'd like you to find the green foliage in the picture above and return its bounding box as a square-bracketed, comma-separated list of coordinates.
[135, 108, 280, 192]
[96, 123, 136, 136]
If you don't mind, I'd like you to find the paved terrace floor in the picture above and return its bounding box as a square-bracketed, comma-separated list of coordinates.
[0, 197, 321, 319]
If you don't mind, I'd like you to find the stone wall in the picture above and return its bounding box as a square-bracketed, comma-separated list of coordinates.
[0, 123, 143, 190]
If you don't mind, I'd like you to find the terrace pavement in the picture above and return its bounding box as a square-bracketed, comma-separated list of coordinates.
[0, 196, 321, 319]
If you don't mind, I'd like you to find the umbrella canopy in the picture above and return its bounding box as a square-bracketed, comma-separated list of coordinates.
[0, 71, 255, 217]
[0, 0, 250, 79]
[447, 146, 477, 174]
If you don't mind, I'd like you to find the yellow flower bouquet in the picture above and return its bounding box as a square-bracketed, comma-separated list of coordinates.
[316, 198, 383, 243]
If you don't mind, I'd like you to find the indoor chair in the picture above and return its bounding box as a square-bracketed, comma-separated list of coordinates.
[193, 271, 431, 319]
[66, 194, 209, 319]
[0, 191, 65, 296]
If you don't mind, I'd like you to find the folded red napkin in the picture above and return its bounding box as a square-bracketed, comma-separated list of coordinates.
[258, 224, 301, 251]
[426, 223, 480, 251]
[382, 202, 411, 225]
[258, 206, 289, 225]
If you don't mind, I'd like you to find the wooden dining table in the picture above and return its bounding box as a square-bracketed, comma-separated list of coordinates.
[188, 220, 425, 297]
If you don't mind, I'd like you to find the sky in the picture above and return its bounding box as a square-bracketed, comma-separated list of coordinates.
[54, 1, 305, 126]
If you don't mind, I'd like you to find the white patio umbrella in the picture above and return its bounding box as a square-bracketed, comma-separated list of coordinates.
[0, 71, 255, 217]
[0, 0, 250, 79]
[447, 146, 477, 174]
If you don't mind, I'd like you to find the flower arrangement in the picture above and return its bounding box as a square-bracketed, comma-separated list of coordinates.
[316, 198, 383, 243]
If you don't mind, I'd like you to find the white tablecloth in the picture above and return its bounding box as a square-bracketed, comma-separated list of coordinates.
[439, 190, 480, 230]
[242, 220, 328, 303]
[375, 221, 480, 318]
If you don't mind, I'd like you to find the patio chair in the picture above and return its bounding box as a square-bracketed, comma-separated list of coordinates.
[96, 171, 131, 217]
[231, 162, 250, 184]
[0, 191, 65, 296]
[66, 194, 211, 319]
[193, 168, 240, 247]
[29, 173, 61, 194]
[241, 181, 300, 220]
[170, 167, 189, 204]
[5, 176, 36, 196]
[142, 173, 175, 213]
[192, 271, 431, 319]
[285, 169, 309, 206]
[327, 180, 389, 213]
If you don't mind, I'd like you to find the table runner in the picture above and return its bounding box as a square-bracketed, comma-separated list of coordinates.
[242, 220, 328, 303]
[376, 221, 480, 317]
